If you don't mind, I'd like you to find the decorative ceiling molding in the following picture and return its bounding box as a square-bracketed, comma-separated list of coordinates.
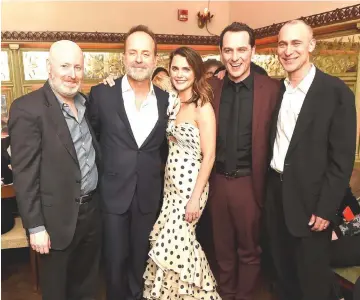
[255, 4, 360, 39]
[1, 31, 219, 45]
[1, 4, 359, 44]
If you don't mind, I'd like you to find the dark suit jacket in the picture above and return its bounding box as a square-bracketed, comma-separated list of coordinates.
[209, 72, 280, 207]
[269, 68, 357, 237]
[251, 62, 268, 76]
[8, 81, 101, 250]
[1, 136, 13, 184]
[88, 77, 169, 215]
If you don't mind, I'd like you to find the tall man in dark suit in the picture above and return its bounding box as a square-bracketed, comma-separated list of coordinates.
[88, 25, 169, 300]
[208, 22, 280, 300]
[266, 20, 356, 300]
[8, 40, 102, 300]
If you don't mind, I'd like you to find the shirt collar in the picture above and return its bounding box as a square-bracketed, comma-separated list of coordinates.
[284, 64, 316, 94]
[51, 87, 85, 108]
[122, 74, 155, 95]
[225, 71, 254, 91]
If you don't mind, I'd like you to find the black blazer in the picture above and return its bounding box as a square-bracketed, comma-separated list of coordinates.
[8, 81, 101, 250]
[88, 77, 169, 215]
[1, 136, 13, 184]
[269, 68, 357, 237]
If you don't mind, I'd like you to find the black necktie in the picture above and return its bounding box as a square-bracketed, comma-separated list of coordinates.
[225, 84, 241, 172]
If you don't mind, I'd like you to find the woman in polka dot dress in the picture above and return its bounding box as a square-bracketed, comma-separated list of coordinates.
[143, 47, 220, 300]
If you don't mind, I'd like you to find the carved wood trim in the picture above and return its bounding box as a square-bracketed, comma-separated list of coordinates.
[1, 31, 220, 45]
[0, 42, 218, 52]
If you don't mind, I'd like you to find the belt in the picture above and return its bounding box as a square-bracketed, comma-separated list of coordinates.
[75, 190, 96, 204]
[269, 168, 284, 181]
[216, 162, 252, 178]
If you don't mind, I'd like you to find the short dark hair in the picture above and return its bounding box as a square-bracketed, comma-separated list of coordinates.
[203, 59, 223, 71]
[219, 22, 255, 49]
[124, 25, 157, 54]
[151, 67, 169, 80]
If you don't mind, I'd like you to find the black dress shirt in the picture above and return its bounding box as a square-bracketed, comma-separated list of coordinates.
[217, 72, 254, 171]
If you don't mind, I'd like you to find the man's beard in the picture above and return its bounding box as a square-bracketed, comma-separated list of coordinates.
[57, 84, 80, 97]
[49, 78, 80, 98]
[125, 65, 153, 81]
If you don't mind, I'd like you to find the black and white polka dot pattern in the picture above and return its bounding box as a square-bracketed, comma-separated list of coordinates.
[143, 116, 220, 300]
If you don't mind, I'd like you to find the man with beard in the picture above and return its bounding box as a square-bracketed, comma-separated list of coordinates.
[266, 20, 356, 300]
[88, 25, 169, 300]
[9, 40, 101, 300]
[208, 22, 280, 300]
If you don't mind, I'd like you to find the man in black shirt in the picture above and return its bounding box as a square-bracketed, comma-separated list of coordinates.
[217, 72, 253, 171]
[208, 22, 280, 300]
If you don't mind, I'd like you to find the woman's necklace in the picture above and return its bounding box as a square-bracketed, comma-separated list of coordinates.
[180, 95, 193, 104]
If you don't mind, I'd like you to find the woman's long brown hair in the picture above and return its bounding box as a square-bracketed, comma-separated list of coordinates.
[169, 47, 213, 106]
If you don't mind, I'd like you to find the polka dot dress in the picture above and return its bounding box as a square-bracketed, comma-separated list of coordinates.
[143, 94, 220, 300]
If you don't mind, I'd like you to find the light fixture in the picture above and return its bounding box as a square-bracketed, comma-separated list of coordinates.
[197, 7, 214, 29]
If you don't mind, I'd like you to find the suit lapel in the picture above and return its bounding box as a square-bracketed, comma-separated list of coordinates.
[86, 115, 102, 171]
[286, 70, 322, 157]
[83, 97, 102, 166]
[115, 77, 138, 146]
[43, 81, 79, 165]
[270, 81, 286, 147]
[252, 73, 265, 148]
[141, 87, 167, 148]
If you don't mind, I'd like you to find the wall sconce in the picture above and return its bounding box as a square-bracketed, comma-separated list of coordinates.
[197, 7, 214, 29]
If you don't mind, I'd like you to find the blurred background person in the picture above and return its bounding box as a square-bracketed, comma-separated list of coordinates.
[330, 185, 360, 300]
[204, 59, 224, 78]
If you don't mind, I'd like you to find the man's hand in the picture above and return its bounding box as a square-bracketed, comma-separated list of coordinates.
[215, 70, 226, 80]
[308, 214, 330, 232]
[30, 230, 51, 254]
[331, 231, 338, 241]
[101, 75, 116, 87]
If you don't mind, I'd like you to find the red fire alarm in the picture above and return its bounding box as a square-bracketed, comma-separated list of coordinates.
[178, 9, 188, 22]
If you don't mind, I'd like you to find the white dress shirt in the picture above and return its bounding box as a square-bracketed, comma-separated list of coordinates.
[122, 75, 158, 148]
[270, 64, 316, 172]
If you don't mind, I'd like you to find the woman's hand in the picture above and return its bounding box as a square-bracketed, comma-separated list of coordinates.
[185, 198, 200, 223]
